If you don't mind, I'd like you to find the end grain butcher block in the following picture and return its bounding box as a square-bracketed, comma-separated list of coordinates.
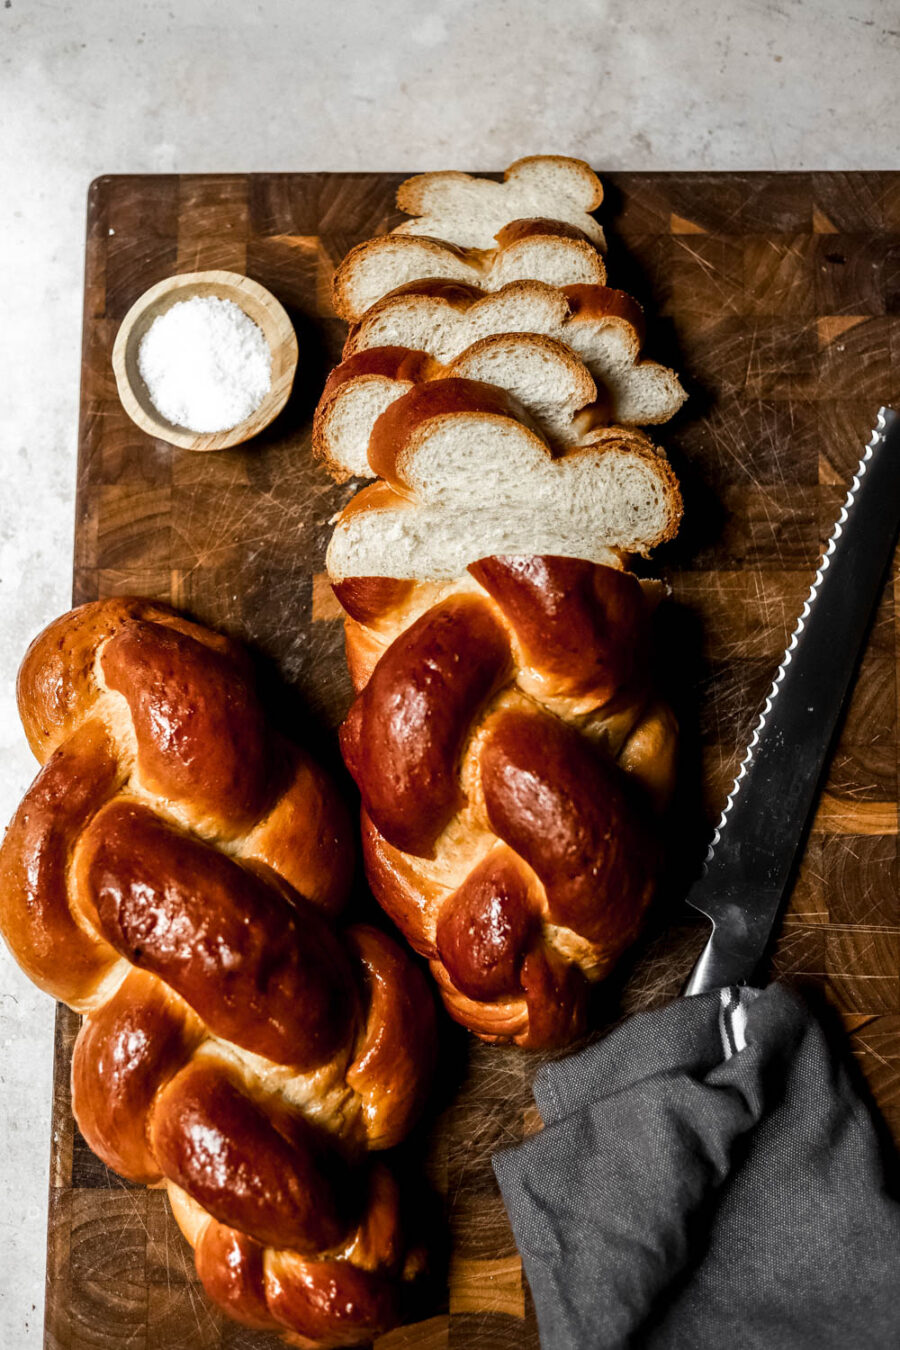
[48, 170, 900, 1349]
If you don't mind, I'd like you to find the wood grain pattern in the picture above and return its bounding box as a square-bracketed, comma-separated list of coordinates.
[42, 170, 900, 1348]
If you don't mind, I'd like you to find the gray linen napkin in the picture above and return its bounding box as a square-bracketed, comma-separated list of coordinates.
[493, 984, 900, 1349]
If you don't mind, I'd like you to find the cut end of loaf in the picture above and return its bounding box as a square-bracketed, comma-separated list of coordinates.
[326, 437, 682, 584]
[394, 157, 606, 250]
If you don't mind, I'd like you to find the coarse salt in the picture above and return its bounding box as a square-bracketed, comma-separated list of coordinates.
[138, 295, 272, 433]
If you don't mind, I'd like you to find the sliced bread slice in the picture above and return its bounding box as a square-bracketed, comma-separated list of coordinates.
[345, 279, 686, 426]
[325, 380, 682, 582]
[313, 333, 601, 482]
[332, 221, 606, 323]
[394, 156, 605, 250]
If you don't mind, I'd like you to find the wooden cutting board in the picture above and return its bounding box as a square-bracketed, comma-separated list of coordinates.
[44, 171, 900, 1349]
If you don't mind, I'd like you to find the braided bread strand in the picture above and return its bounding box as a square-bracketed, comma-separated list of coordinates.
[0, 599, 437, 1347]
[333, 557, 677, 1049]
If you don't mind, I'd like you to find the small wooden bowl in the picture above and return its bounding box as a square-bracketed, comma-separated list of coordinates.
[112, 270, 299, 451]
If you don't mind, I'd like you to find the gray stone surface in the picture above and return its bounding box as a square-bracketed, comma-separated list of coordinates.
[1, 0, 897, 1342]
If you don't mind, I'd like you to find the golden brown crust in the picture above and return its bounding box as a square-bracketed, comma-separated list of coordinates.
[479, 705, 656, 948]
[151, 1058, 351, 1253]
[563, 283, 646, 342]
[333, 282, 690, 453]
[331, 576, 417, 626]
[101, 619, 276, 836]
[322, 286, 683, 489]
[333, 561, 676, 1049]
[180, 1159, 406, 1346]
[330, 556, 674, 1042]
[468, 555, 649, 704]
[346, 925, 439, 1149]
[328, 423, 683, 575]
[518, 944, 590, 1050]
[367, 376, 539, 489]
[347, 279, 485, 349]
[0, 717, 125, 1005]
[342, 615, 391, 693]
[344, 279, 641, 360]
[17, 597, 234, 760]
[331, 283, 685, 468]
[617, 697, 679, 812]
[493, 216, 593, 249]
[239, 745, 354, 916]
[340, 594, 511, 856]
[319, 346, 437, 402]
[337, 478, 413, 524]
[315, 329, 611, 479]
[313, 348, 441, 482]
[321, 155, 679, 1053]
[0, 599, 437, 1348]
[435, 845, 540, 1001]
[322, 375, 683, 576]
[428, 957, 530, 1042]
[72, 969, 203, 1184]
[78, 798, 356, 1070]
[194, 1220, 275, 1330]
[358, 808, 442, 962]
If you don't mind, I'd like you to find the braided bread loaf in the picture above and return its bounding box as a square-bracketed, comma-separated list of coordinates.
[316, 157, 683, 1049]
[333, 558, 677, 1048]
[0, 599, 437, 1347]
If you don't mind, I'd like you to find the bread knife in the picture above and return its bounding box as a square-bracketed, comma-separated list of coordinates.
[684, 407, 900, 996]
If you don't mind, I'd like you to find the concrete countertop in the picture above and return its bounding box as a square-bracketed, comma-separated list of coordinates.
[1, 0, 898, 1342]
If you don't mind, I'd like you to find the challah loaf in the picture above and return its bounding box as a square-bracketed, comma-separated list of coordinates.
[320, 154, 683, 1050]
[331, 557, 677, 1047]
[0, 599, 437, 1347]
[325, 379, 683, 581]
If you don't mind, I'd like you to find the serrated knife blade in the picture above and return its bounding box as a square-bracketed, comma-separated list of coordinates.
[684, 407, 900, 996]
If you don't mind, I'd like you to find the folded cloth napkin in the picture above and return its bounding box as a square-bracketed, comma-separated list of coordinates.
[493, 984, 900, 1350]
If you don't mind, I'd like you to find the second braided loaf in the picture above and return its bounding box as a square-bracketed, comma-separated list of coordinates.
[0, 598, 437, 1347]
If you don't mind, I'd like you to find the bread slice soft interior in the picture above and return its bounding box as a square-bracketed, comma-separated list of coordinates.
[324, 158, 683, 586]
[346, 280, 686, 426]
[314, 333, 601, 482]
[326, 410, 682, 582]
[394, 156, 605, 250]
[332, 229, 606, 323]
